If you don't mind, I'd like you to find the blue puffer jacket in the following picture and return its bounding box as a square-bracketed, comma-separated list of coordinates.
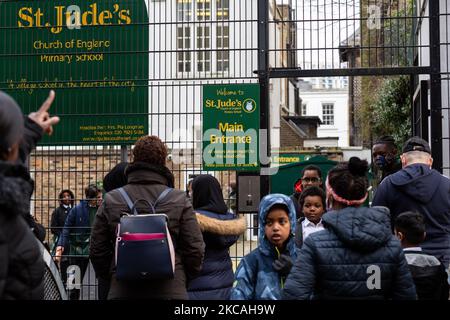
[283, 206, 417, 300]
[230, 194, 297, 300]
[187, 210, 245, 300]
[372, 164, 450, 267]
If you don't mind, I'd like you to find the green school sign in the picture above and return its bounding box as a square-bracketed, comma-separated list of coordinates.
[202, 84, 260, 171]
[0, 0, 148, 145]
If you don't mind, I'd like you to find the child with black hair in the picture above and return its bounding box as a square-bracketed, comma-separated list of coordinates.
[294, 186, 326, 248]
[231, 194, 297, 300]
[394, 211, 449, 300]
[283, 157, 416, 300]
[290, 165, 323, 218]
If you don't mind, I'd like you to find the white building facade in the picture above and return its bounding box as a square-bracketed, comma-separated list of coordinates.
[299, 85, 349, 147]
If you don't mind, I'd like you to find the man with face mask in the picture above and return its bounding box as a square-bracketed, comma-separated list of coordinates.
[372, 135, 402, 183]
[372, 137, 450, 269]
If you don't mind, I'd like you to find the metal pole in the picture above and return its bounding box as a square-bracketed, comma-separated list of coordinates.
[429, 0, 443, 173]
[258, 0, 270, 197]
[120, 145, 128, 163]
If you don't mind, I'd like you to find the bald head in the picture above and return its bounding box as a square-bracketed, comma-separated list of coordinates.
[401, 151, 433, 168]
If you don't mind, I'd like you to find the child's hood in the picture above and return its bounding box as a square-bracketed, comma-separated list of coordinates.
[258, 193, 297, 257]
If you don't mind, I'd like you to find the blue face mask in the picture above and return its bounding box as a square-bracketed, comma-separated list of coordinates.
[375, 153, 396, 170]
[374, 155, 387, 169]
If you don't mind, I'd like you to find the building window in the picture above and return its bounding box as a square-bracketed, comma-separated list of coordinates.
[322, 103, 334, 125]
[301, 103, 307, 116]
[177, 0, 229, 74]
[197, 26, 211, 72]
[177, 0, 192, 21]
[177, 27, 191, 72]
[322, 77, 333, 89]
[217, 25, 229, 71]
[216, 0, 229, 20]
[341, 77, 348, 88]
[197, 0, 211, 21]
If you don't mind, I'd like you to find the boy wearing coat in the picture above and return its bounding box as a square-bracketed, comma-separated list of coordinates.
[231, 194, 297, 300]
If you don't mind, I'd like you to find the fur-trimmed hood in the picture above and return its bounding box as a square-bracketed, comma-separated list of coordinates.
[0, 161, 33, 219]
[195, 212, 246, 236]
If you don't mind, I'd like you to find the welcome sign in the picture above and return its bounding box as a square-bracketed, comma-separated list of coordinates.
[0, 0, 148, 145]
[203, 83, 260, 171]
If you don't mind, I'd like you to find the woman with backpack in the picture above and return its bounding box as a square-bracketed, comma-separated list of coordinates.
[90, 135, 205, 299]
[188, 174, 246, 300]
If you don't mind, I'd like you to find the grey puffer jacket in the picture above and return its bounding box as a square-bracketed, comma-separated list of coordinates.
[0, 161, 44, 300]
[283, 206, 417, 300]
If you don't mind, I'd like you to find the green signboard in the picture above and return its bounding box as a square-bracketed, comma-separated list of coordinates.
[203, 84, 260, 171]
[0, 0, 148, 145]
[271, 153, 312, 166]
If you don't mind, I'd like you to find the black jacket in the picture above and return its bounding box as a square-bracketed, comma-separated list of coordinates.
[90, 162, 205, 299]
[404, 250, 449, 300]
[283, 206, 417, 300]
[50, 205, 71, 237]
[0, 161, 45, 299]
[290, 193, 302, 219]
[17, 116, 46, 242]
[372, 164, 450, 266]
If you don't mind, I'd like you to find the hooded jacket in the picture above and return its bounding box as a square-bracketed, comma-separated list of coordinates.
[89, 162, 205, 299]
[188, 211, 246, 299]
[372, 163, 450, 265]
[0, 161, 44, 299]
[187, 174, 246, 300]
[283, 206, 416, 300]
[230, 194, 297, 300]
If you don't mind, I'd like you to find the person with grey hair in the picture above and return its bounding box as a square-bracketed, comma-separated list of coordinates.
[373, 136, 450, 269]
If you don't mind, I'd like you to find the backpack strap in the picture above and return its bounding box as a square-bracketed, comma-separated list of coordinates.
[154, 188, 173, 207]
[118, 187, 173, 215]
[118, 187, 137, 215]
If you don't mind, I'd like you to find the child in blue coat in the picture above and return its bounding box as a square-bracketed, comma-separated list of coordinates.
[230, 194, 297, 300]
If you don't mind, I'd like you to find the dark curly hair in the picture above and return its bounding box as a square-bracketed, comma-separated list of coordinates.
[132, 135, 167, 166]
[327, 157, 369, 202]
[299, 186, 326, 210]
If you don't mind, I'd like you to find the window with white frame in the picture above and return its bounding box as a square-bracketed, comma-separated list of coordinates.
[177, 0, 192, 21]
[322, 77, 333, 89]
[217, 0, 229, 19]
[322, 103, 334, 125]
[177, 26, 191, 72]
[176, 0, 229, 74]
[197, 26, 211, 72]
[196, 0, 211, 72]
[301, 103, 307, 116]
[217, 25, 229, 71]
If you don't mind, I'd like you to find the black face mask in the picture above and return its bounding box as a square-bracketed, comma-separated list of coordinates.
[374, 153, 395, 170]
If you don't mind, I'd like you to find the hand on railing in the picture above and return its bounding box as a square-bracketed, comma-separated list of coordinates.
[54, 246, 64, 265]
